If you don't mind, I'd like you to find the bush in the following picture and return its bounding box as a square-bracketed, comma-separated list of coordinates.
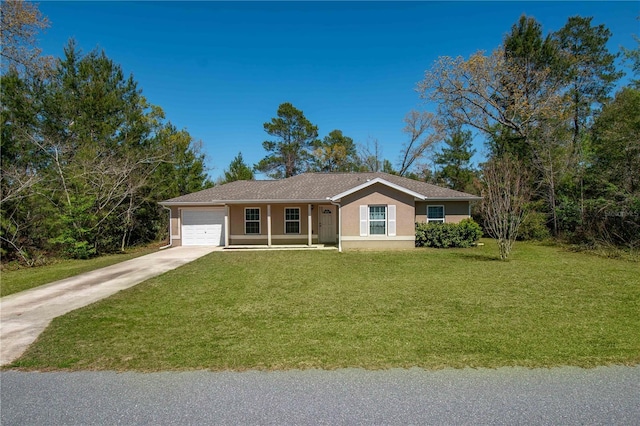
[517, 211, 551, 241]
[415, 218, 483, 248]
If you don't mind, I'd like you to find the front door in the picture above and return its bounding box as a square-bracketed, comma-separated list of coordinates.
[319, 205, 336, 243]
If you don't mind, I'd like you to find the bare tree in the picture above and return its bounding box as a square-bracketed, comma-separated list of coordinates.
[480, 155, 531, 260]
[358, 137, 384, 172]
[1, 0, 53, 76]
[397, 110, 442, 176]
[417, 48, 566, 148]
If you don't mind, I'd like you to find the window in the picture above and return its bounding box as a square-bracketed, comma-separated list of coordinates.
[245, 208, 260, 234]
[369, 205, 386, 235]
[360, 205, 396, 237]
[427, 205, 445, 223]
[285, 207, 300, 234]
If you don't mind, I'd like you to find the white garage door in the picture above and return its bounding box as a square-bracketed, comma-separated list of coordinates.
[182, 209, 225, 246]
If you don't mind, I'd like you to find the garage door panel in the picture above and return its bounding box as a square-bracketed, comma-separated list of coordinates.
[182, 209, 225, 246]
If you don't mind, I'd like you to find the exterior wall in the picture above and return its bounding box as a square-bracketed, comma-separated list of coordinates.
[415, 201, 471, 224]
[229, 204, 266, 238]
[341, 239, 414, 250]
[340, 183, 416, 248]
[169, 206, 181, 246]
[228, 203, 323, 246]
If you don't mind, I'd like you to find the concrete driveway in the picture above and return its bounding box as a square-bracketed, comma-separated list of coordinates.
[0, 246, 219, 366]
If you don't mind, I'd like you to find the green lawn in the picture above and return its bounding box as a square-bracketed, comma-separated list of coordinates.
[0, 246, 158, 297]
[8, 241, 640, 371]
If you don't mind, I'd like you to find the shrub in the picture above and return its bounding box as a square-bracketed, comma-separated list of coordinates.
[415, 218, 483, 248]
[517, 211, 551, 241]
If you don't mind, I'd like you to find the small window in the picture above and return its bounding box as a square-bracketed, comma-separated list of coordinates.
[427, 205, 445, 223]
[245, 208, 260, 234]
[369, 205, 386, 235]
[285, 207, 300, 234]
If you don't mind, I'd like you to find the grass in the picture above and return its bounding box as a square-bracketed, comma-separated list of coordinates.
[0, 246, 158, 297]
[8, 240, 640, 371]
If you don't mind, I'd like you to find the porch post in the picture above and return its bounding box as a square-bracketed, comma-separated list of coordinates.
[308, 204, 312, 246]
[224, 205, 229, 247]
[267, 204, 272, 247]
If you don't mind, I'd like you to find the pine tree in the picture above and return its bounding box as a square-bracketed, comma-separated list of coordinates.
[222, 152, 254, 183]
[433, 128, 476, 192]
[255, 103, 319, 178]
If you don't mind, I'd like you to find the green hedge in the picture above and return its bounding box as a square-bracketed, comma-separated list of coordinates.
[415, 218, 483, 248]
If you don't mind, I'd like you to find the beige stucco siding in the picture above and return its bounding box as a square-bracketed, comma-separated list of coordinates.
[341, 240, 414, 250]
[340, 183, 415, 237]
[169, 207, 180, 236]
[228, 204, 318, 236]
[415, 201, 471, 224]
[229, 204, 265, 236]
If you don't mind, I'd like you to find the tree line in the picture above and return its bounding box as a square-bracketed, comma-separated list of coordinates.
[2, 2, 637, 264]
[1, 1, 212, 263]
[220, 103, 446, 183]
[224, 14, 639, 258]
[420, 15, 639, 257]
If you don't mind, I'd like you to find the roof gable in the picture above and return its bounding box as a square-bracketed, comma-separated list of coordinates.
[329, 177, 425, 201]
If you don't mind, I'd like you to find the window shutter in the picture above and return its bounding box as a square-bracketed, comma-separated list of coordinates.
[388, 205, 396, 236]
[360, 205, 368, 236]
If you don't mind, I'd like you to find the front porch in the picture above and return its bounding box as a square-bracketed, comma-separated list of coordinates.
[224, 244, 338, 251]
[226, 203, 339, 249]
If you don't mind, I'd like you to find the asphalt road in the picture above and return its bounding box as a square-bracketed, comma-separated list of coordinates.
[1, 366, 638, 425]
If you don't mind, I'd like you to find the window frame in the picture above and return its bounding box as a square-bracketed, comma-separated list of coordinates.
[284, 207, 301, 234]
[244, 207, 261, 234]
[427, 205, 445, 223]
[368, 205, 387, 235]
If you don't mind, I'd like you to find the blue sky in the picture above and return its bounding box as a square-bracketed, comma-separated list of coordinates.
[36, 1, 639, 180]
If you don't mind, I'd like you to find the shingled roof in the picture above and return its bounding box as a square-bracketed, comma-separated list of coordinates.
[160, 172, 481, 204]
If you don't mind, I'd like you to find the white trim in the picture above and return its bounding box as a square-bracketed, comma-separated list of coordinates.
[179, 206, 223, 211]
[368, 204, 387, 236]
[330, 178, 425, 201]
[422, 197, 482, 202]
[284, 206, 301, 234]
[244, 207, 261, 235]
[161, 199, 325, 206]
[161, 202, 227, 206]
[341, 236, 415, 241]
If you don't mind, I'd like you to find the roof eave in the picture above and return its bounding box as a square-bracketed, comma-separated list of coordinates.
[422, 196, 483, 202]
[160, 199, 329, 206]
